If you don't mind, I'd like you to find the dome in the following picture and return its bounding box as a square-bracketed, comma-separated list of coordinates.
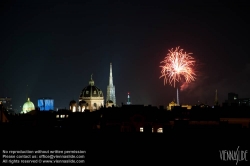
[70, 100, 76, 104]
[80, 86, 103, 98]
[79, 75, 103, 98]
[22, 98, 35, 113]
[79, 74, 104, 112]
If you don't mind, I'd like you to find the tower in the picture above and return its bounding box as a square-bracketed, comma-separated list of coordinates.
[106, 63, 116, 106]
[215, 89, 219, 106]
[127, 92, 131, 105]
[177, 88, 180, 106]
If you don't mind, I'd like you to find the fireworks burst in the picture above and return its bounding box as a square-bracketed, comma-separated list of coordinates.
[159, 46, 196, 88]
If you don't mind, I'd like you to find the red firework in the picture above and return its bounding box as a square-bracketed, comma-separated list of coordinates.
[159, 46, 196, 87]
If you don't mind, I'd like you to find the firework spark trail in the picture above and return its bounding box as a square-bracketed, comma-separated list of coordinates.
[159, 46, 196, 88]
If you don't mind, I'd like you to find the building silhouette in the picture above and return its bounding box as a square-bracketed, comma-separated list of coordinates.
[223, 92, 250, 107]
[1, 103, 250, 131]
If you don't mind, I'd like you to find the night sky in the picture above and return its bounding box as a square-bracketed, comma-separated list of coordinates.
[1, 0, 250, 112]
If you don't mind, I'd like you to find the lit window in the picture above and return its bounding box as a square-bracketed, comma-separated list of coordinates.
[94, 91, 96, 94]
[86, 91, 89, 94]
[157, 128, 163, 133]
[152, 128, 154, 132]
[73, 106, 76, 112]
[56, 115, 59, 118]
[60, 115, 65, 118]
[66, 115, 68, 118]
[140, 127, 143, 132]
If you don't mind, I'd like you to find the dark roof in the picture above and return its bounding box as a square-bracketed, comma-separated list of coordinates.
[80, 85, 103, 98]
[69, 100, 76, 104]
[79, 100, 86, 104]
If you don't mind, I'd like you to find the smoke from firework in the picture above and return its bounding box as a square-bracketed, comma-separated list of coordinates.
[180, 82, 189, 91]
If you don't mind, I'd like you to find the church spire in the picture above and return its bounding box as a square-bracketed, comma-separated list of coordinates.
[106, 63, 116, 106]
[109, 63, 113, 86]
[89, 74, 94, 86]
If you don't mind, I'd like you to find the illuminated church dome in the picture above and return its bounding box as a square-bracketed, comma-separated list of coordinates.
[22, 98, 35, 113]
[79, 74, 104, 112]
[80, 77, 103, 98]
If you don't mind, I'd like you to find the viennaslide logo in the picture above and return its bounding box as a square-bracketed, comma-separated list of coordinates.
[219, 146, 248, 165]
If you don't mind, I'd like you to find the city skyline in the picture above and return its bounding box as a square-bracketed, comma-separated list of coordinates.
[1, 0, 250, 110]
[2, 62, 248, 112]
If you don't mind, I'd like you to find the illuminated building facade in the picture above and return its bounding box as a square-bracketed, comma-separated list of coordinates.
[167, 101, 177, 110]
[167, 101, 192, 111]
[106, 63, 116, 107]
[38, 98, 54, 111]
[78, 75, 104, 112]
[0, 97, 12, 112]
[69, 100, 77, 112]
